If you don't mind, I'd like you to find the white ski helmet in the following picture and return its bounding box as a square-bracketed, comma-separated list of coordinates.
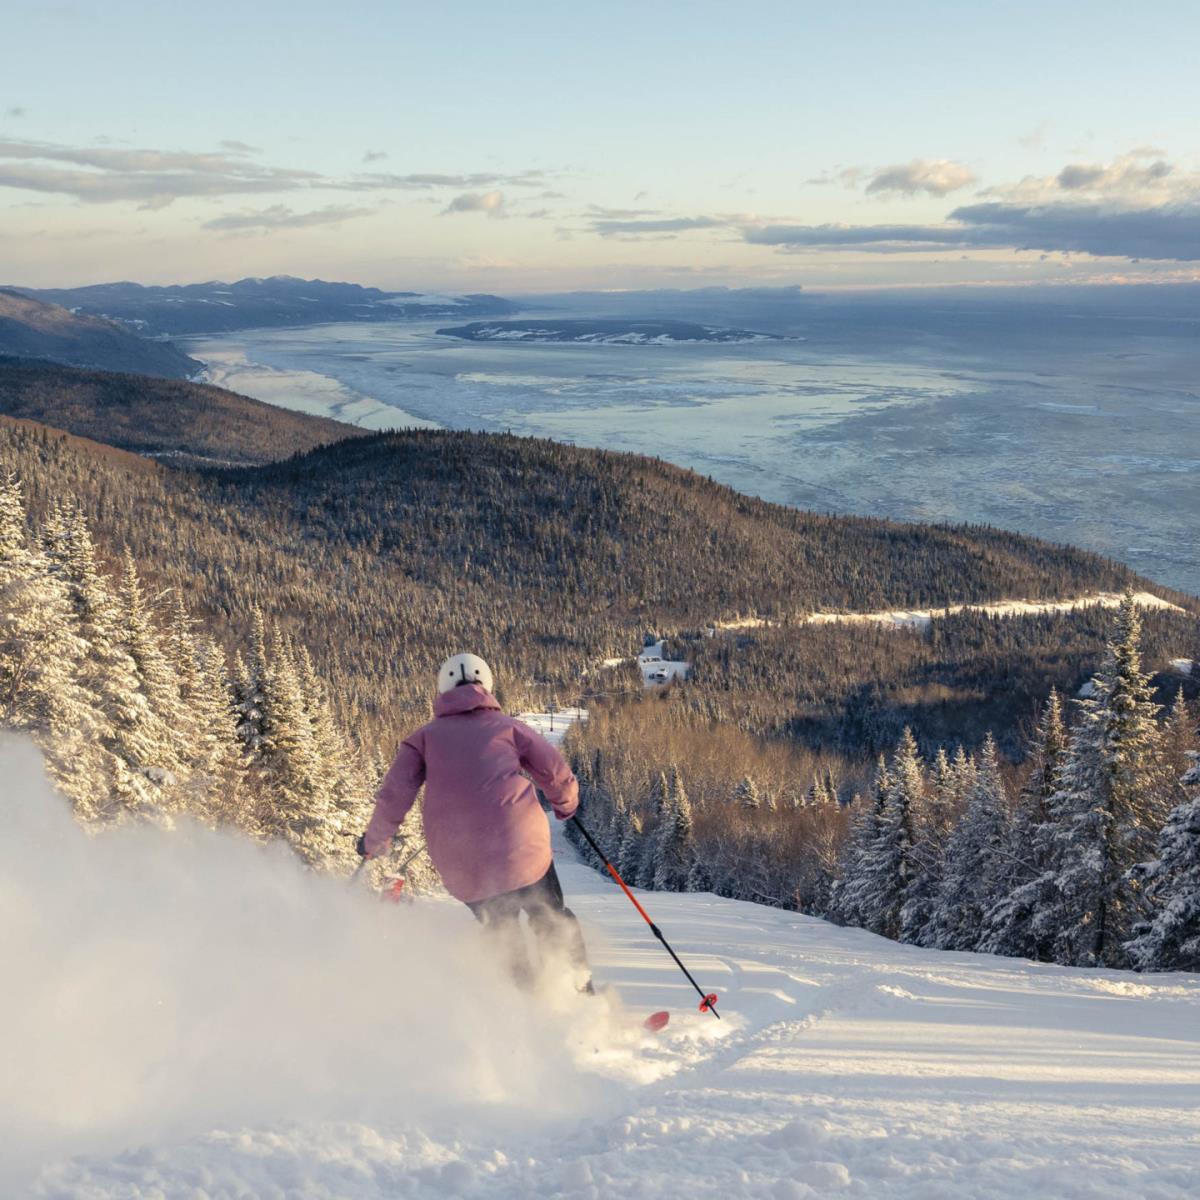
[437, 653, 494, 695]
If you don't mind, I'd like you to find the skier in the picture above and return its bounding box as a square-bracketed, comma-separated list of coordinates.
[357, 653, 593, 992]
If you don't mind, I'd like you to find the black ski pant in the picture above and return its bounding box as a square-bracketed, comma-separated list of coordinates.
[466, 862, 592, 989]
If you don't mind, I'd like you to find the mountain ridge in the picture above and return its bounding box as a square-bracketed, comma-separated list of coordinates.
[0, 357, 366, 466]
[15, 276, 518, 337]
[0, 289, 201, 379]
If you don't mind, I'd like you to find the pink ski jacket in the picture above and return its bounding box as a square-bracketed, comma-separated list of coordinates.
[363, 685, 579, 903]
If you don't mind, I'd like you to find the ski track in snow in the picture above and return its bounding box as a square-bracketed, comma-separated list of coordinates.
[21, 713, 1200, 1199]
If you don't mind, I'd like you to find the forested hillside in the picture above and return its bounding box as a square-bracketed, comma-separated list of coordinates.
[0, 290, 200, 378]
[3, 417, 1178, 752]
[0, 359, 364, 466]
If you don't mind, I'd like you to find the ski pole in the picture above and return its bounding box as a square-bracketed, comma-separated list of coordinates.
[571, 815, 720, 1019]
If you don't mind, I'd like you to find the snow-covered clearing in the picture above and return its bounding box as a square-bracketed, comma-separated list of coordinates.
[597, 643, 690, 687]
[715, 590, 1182, 634]
[603, 593, 1183, 689]
[6, 726, 1200, 1199]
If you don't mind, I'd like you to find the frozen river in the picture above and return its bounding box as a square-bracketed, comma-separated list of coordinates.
[186, 294, 1200, 596]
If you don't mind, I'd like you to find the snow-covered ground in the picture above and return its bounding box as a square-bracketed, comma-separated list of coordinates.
[714, 590, 1182, 634]
[596, 643, 690, 687]
[7, 727, 1200, 1199]
[637, 642, 691, 686]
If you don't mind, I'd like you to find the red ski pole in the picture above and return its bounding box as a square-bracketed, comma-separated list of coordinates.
[572, 816, 720, 1019]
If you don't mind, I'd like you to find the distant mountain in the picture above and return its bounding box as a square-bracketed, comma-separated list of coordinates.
[437, 318, 776, 344]
[17, 276, 518, 337]
[0, 289, 201, 379]
[0, 357, 365, 466]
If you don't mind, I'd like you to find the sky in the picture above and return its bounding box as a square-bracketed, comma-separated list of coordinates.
[4, 0, 1200, 293]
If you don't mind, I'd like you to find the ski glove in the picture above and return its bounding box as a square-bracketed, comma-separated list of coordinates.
[355, 834, 370, 859]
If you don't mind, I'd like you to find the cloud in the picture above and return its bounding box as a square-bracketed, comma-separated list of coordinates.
[744, 221, 978, 251]
[744, 201, 1200, 261]
[586, 204, 661, 219]
[1055, 155, 1172, 192]
[362, 150, 388, 164]
[0, 138, 551, 209]
[441, 189, 506, 216]
[0, 138, 319, 207]
[4, 106, 26, 119]
[356, 170, 544, 191]
[590, 215, 723, 238]
[985, 151, 1183, 204]
[744, 149, 1200, 262]
[863, 159, 977, 197]
[201, 203, 375, 233]
[949, 201, 1200, 259]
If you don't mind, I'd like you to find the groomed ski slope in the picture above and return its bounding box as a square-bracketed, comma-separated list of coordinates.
[10, 723, 1200, 1200]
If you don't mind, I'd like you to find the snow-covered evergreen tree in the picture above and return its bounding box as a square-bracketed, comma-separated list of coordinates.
[653, 765, 694, 890]
[252, 630, 334, 866]
[979, 690, 1069, 960]
[856, 728, 922, 940]
[1160, 689, 1195, 812]
[188, 636, 247, 826]
[833, 755, 891, 928]
[635, 771, 671, 887]
[46, 504, 161, 814]
[1044, 593, 1166, 967]
[616, 811, 645, 879]
[733, 775, 761, 810]
[115, 548, 187, 798]
[297, 645, 371, 869]
[0, 473, 103, 811]
[926, 735, 1011, 952]
[1126, 742, 1200, 971]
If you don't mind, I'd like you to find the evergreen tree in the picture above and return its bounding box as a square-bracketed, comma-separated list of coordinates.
[636, 771, 671, 887]
[0, 473, 102, 811]
[653, 766, 695, 890]
[51, 505, 165, 814]
[833, 755, 891, 927]
[235, 607, 270, 753]
[854, 728, 922, 940]
[616, 811, 645, 879]
[980, 690, 1069, 960]
[1047, 593, 1167, 967]
[115, 548, 187, 796]
[1160, 690, 1195, 812]
[926, 735, 1011, 952]
[298, 645, 371, 869]
[733, 775, 761, 810]
[1127, 749, 1200, 971]
[188, 636, 247, 827]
